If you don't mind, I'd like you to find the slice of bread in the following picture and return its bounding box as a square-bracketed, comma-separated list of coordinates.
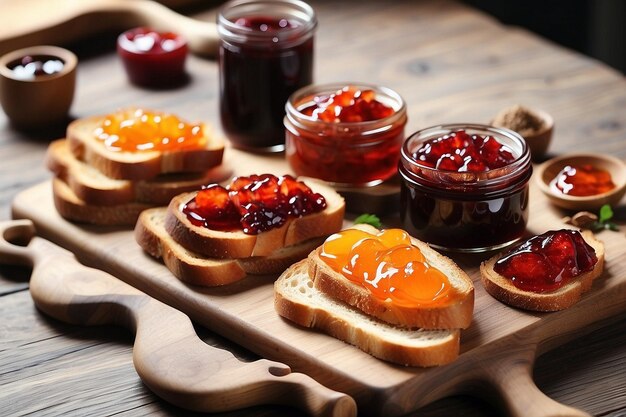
[274, 260, 461, 367]
[480, 229, 605, 312]
[307, 224, 474, 330]
[52, 177, 150, 226]
[66, 110, 225, 180]
[46, 139, 231, 206]
[165, 179, 345, 259]
[135, 208, 325, 287]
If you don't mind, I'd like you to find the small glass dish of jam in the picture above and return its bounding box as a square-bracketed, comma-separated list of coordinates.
[117, 27, 188, 88]
[399, 124, 532, 253]
[0, 45, 77, 129]
[285, 83, 407, 187]
[535, 153, 626, 211]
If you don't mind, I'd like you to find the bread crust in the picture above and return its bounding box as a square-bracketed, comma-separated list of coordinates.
[307, 224, 474, 330]
[46, 139, 231, 206]
[274, 260, 461, 367]
[479, 229, 605, 311]
[165, 179, 345, 259]
[66, 111, 225, 180]
[135, 208, 324, 286]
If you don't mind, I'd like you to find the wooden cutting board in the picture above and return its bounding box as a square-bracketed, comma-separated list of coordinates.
[11, 164, 626, 417]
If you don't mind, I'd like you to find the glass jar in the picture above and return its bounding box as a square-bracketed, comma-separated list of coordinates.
[217, 0, 317, 152]
[399, 124, 532, 253]
[284, 83, 407, 186]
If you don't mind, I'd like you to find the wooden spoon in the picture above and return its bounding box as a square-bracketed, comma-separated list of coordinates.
[0, 219, 357, 417]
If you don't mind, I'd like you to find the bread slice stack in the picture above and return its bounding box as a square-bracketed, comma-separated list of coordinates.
[46, 109, 227, 226]
[135, 177, 346, 286]
[274, 224, 475, 367]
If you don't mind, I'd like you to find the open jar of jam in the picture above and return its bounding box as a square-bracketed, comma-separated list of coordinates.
[399, 124, 532, 253]
[217, 0, 317, 152]
[285, 83, 407, 186]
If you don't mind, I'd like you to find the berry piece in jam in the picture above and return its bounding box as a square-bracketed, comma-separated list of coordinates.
[493, 229, 598, 292]
[300, 86, 394, 123]
[10, 55, 64, 80]
[413, 130, 515, 172]
[93, 108, 205, 152]
[182, 174, 327, 235]
[551, 164, 616, 196]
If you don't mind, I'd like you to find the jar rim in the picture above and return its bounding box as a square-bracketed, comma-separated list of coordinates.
[285, 82, 407, 130]
[218, 0, 317, 46]
[400, 123, 531, 189]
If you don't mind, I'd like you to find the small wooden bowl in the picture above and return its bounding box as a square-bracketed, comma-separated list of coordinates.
[535, 153, 626, 211]
[491, 106, 554, 161]
[0, 45, 77, 129]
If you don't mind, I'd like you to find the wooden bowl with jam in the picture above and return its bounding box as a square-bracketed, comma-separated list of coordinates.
[535, 153, 626, 211]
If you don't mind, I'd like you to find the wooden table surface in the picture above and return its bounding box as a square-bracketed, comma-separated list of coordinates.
[1, 1, 625, 416]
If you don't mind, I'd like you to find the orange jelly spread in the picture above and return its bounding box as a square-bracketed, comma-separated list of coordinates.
[93, 108, 206, 152]
[551, 164, 616, 197]
[320, 228, 454, 307]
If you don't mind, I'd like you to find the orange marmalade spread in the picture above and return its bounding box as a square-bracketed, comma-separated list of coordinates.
[93, 108, 206, 152]
[319, 228, 455, 307]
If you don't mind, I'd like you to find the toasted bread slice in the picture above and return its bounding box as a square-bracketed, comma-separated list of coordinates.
[480, 229, 605, 312]
[46, 139, 231, 206]
[135, 208, 324, 286]
[52, 177, 150, 226]
[66, 109, 225, 180]
[307, 224, 474, 330]
[165, 179, 345, 259]
[274, 260, 461, 367]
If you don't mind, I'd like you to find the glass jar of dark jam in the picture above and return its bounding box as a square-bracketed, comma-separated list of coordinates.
[284, 83, 407, 186]
[399, 124, 532, 253]
[217, 0, 317, 152]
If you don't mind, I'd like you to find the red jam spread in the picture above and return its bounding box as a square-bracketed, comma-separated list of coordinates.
[10, 55, 64, 80]
[182, 174, 326, 235]
[493, 229, 597, 293]
[93, 108, 205, 152]
[117, 27, 188, 87]
[551, 164, 616, 196]
[319, 228, 456, 307]
[413, 130, 515, 172]
[300, 86, 394, 123]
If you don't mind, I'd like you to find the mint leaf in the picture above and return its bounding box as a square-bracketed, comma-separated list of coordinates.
[599, 204, 614, 224]
[354, 213, 382, 228]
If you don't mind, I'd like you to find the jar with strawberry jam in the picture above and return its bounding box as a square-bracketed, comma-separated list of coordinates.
[217, 0, 317, 152]
[399, 124, 532, 252]
[285, 83, 407, 186]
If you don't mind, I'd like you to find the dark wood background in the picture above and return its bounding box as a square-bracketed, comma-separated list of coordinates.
[1, 1, 625, 416]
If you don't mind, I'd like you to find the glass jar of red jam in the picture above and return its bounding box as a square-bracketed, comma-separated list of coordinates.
[217, 0, 317, 152]
[284, 83, 407, 186]
[399, 124, 532, 252]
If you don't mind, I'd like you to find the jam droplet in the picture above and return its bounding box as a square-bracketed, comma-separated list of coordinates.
[320, 228, 453, 307]
[93, 108, 206, 152]
[412, 130, 515, 172]
[551, 164, 616, 196]
[182, 174, 327, 235]
[493, 229, 598, 293]
[300, 86, 394, 123]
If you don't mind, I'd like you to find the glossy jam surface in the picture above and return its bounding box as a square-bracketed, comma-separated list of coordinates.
[10, 55, 64, 80]
[551, 164, 616, 196]
[413, 130, 515, 172]
[117, 27, 188, 87]
[182, 174, 326, 235]
[300, 86, 394, 123]
[319, 228, 455, 307]
[219, 15, 314, 150]
[494, 229, 597, 292]
[93, 108, 205, 152]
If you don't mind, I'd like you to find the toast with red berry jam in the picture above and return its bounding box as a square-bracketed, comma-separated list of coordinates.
[47, 139, 230, 206]
[135, 207, 324, 286]
[66, 108, 225, 180]
[480, 229, 605, 311]
[165, 175, 345, 259]
[305, 223, 474, 330]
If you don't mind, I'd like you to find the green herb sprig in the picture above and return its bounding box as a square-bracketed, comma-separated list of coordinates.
[354, 213, 382, 229]
[591, 204, 619, 232]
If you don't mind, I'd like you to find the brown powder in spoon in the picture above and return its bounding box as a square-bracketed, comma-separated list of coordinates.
[492, 105, 546, 137]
